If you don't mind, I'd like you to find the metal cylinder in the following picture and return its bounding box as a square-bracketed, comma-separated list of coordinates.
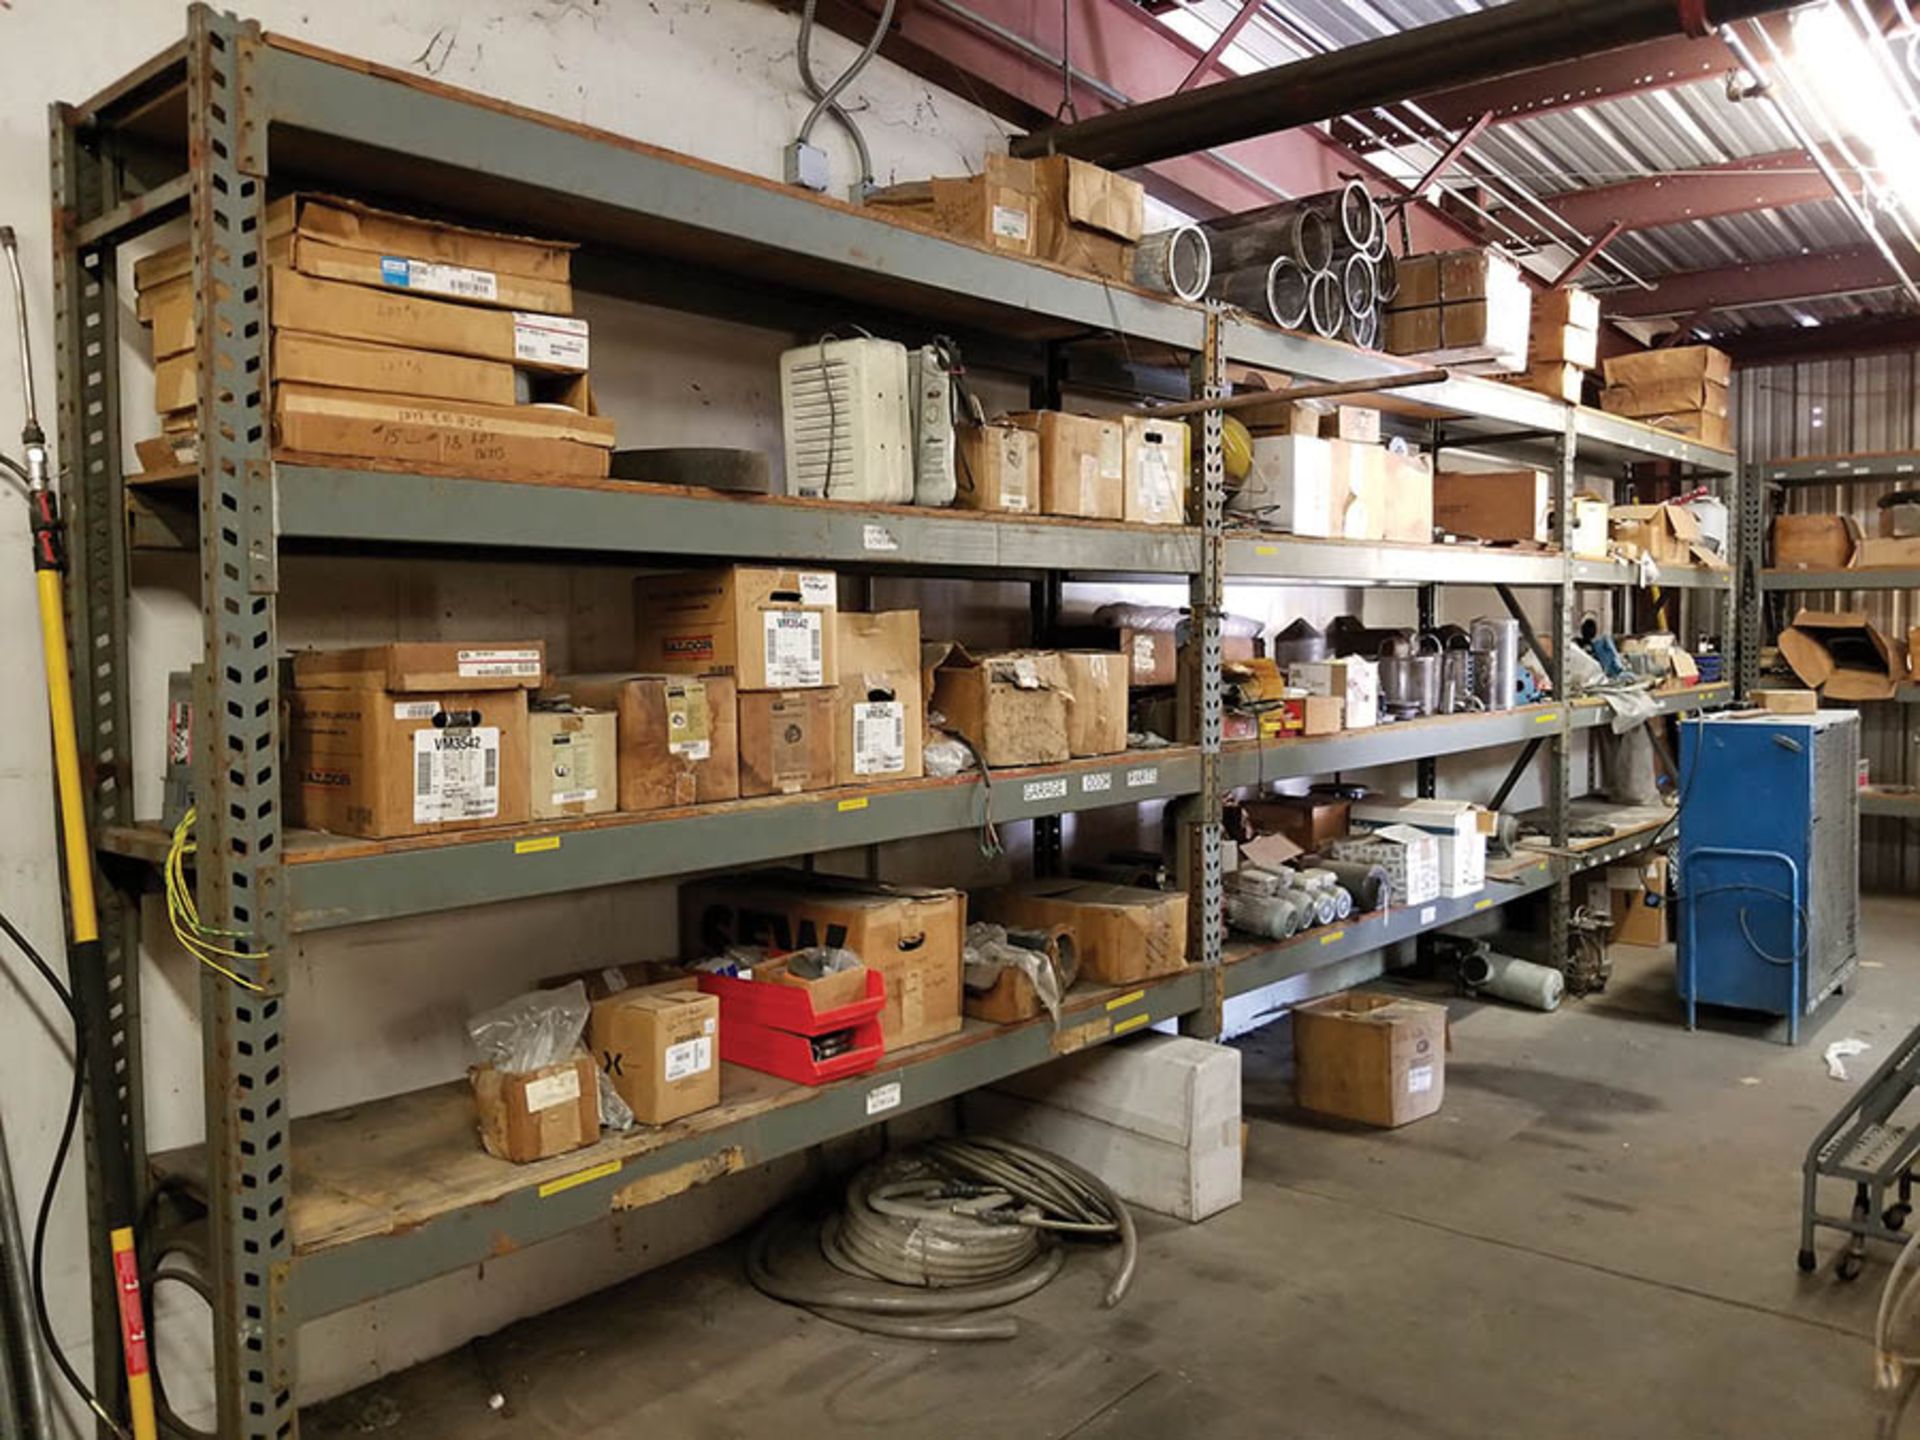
[1320, 860, 1391, 912]
[1461, 949, 1565, 1012]
[1335, 180, 1378, 256]
[1470, 616, 1521, 713]
[1330, 885, 1354, 920]
[1267, 256, 1311, 329]
[1308, 268, 1344, 338]
[1341, 252, 1377, 319]
[1132, 224, 1212, 302]
[1227, 890, 1305, 940]
[1351, 304, 1380, 350]
[1375, 247, 1399, 304]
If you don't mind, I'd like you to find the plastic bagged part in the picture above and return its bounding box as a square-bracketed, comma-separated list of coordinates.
[925, 732, 977, 778]
[786, 946, 863, 980]
[467, 980, 591, 1075]
[597, 1071, 636, 1132]
[1563, 640, 1607, 695]
[1093, 601, 1264, 642]
[963, 921, 1072, 1024]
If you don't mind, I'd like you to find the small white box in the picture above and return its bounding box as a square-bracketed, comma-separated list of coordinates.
[1570, 497, 1610, 558]
[1236, 434, 1335, 535]
[1328, 823, 1440, 906]
[1350, 797, 1490, 897]
[1292, 656, 1378, 729]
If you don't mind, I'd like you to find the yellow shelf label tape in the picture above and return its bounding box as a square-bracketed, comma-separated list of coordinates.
[538, 1158, 621, 1198]
[515, 835, 561, 856]
[1112, 1012, 1151, 1036]
[1105, 989, 1146, 1011]
[838, 796, 869, 812]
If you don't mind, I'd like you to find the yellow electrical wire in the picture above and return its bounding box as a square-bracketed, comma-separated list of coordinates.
[164, 809, 268, 992]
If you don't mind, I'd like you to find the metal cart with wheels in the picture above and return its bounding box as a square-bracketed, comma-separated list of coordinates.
[1801, 1018, 1920, 1280]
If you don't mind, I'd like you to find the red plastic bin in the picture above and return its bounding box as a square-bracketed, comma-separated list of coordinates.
[697, 967, 885, 1035]
[718, 1013, 885, 1085]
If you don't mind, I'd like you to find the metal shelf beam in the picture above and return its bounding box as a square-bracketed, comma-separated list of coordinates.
[1761, 568, 1920, 591]
[1763, 452, 1920, 486]
[1226, 534, 1565, 587]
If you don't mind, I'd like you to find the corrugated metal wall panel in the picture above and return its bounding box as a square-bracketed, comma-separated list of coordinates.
[1740, 356, 1920, 893]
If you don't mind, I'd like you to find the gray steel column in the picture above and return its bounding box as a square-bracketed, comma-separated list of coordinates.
[1737, 461, 1763, 697]
[188, 9, 296, 1435]
[50, 97, 146, 1432]
[1549, 413, 1576, 966]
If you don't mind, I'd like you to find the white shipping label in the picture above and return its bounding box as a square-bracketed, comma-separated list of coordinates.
[1419, 905, 1436, 924]
[1079, 452, 1098, 511]
[1131, 632, 1157, 674]
[457, 647, 542, 679]
[798, 571, 838, 607]
[1134, 444, 1180, 520]
[852, 700, 907, 776]
[1097, 426, 1125, 480]
[1407, 1064, 1435, 1096]
[866, 1080, 903, 1116]
[412, 726, 501, 824]
[550, 788, 598, 805]
[393, 700, 441, 720]
[664, 1036, 713, 1083]
[862, 523, 899, 552]
[512, 312, 590, 369]
[763, 611, 825, 687]
[523, 1066, 582, 1113]
[379, 255, 499, 303]
[991, 204, 1030, 242]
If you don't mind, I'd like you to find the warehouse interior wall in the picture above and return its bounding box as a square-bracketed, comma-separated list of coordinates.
[0, 3, 1610, 1431]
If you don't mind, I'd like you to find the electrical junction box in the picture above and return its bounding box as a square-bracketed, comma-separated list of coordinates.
[1677, 711, 1859, 1042]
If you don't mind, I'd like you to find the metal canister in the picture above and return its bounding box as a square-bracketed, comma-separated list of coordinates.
[1410, 632, 1442, 717]
[1440, 634, 1476, 714]
[1471, 616, 1520, 712]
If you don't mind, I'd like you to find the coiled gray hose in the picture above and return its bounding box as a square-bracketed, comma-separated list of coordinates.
[748, 1136, 1136, 1339]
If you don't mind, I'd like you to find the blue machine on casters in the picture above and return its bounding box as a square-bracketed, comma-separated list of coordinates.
[1676, 710, 1860, 1045]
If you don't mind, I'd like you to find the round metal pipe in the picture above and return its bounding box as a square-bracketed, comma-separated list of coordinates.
[1336, 181, 1377, 255]
[1132, 225, 1212, 302]
[1341, 253, 1377, 318]
[1461, 949, 1565, 1012]
[1349, 303, 1380, 351]
[1199, 202, 1332, 273]
[1267, 256, 1311, 330]
[1308, 268, 1344, 338]
[1375, 248, 1400, 305]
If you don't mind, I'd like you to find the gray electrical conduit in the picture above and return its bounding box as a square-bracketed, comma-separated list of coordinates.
[796, 0, 898, 192]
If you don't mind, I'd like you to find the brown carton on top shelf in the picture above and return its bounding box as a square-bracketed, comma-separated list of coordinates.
[868, 155, 1037, 257]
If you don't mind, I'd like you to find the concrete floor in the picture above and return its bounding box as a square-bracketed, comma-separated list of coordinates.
[308, 895, 1920, 1439]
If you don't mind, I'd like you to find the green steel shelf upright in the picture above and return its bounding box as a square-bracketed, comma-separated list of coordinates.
[51, 8, 1735, 1434]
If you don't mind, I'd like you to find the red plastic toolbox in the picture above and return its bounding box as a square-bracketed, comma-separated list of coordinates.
[697, 967, 885, 1036]
[718, 1013, 885, 1086]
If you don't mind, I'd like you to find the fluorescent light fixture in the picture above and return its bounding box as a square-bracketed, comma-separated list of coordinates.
[1792, 2, 1920, 221]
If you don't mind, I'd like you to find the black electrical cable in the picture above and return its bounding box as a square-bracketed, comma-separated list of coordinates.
[0, 908, 129, 1439]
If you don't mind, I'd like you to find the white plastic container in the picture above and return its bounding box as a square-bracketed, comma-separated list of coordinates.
[780, 337, 913, 502]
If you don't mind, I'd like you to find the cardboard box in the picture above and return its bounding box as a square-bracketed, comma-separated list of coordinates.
[1534, 286, 1601, 333]
[1007, 411, 1125, 520]
[1235, 433, 1335, 534]
[1392, 254, 1441, 308]
[1293, 991, 1447, 1128]
[985, 880, 1187, 983]
[680, 869, 965, 1050]
[1780, 608, 1907, 701]
[275, 384, 613, 478]
[956, 423, 1039, 514]
[471, 1054, 600, 1162]
[836, 610, 925, 785]
[273, 332, 519, 408]
[1379, 447, 1435, 545]
[529, 709, 617, 820]
[869, 155, 1036, 257]
[1853, 536, 1920, 569]
[1570, 496, 1611, 558]
[1123, 415, 1190, 526]
[1599, 376, 1730, 420]
[634, 565, 838, 691]
[1303, 694, 1343, 735]
[1031, 155, 1145, 242]
[1610, 502, 1722, 568]
[545, 673, 739, 811]
[1385, 306, 1442, 356]
[1754, 687, 1819, 715]
[288, 687, 529, 839]
[1601, 344, 1733, 390]
[926, 645, 1071, 767]
[588, 988, 719, 1126]
[1647, 409, 1733, 450]
[266, 271, 587, 371]
[1242, 795, 1350, 851]
[1507, 360, 1585, 404]
[1433, 469, 1550, 544]
[737, 688, 838, 796]
[1291, 657, 1378, 729]
[1060, 651, 1129, 757]
[1438, 248, 1516, 302]
[1232, 396, 1327, 435]
[1052, 624, 1178, 689]
[1608, 854, 1669, 948]
[1326, 406, 1382, 444]
[1529, 324, 1597, 371]
[1327, 823, 1440, 905]
[292, 641, 545, 692]
[1350, 798, 1492, 898]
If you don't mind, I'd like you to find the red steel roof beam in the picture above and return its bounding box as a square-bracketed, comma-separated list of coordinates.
[1538, 147, 1848, 238]
[1604, 247, 1902, 318]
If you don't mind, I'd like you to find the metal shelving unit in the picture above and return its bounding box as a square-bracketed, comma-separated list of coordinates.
[55, 12, 1736, 1433]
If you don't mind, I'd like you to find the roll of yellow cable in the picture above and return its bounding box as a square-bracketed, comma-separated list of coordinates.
[1222, 414, 1253, 481]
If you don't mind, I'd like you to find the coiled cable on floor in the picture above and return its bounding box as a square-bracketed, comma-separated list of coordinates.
[748, 1136, 1134, 1339]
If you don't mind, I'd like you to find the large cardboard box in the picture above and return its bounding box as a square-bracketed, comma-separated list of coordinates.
[1241, 795, 1350, 851]
[1385, 306, 1442, 356]
[1613, 502, 1726, 568]
[1031, 156, 1143, 280]
[1060, 651, 1129, 757]
[634, 565, 838, 691]
[1505, 361, 1584, 404]
[1608, 854, 1669, 949]
[544, 673, 739, 811]
[263, 271, 587, 370]
[292, 641, 545, 691]
[737, 688, 838, 796]
[1433, 469, 1550, 544]
[528, 709, 617, 820]
[869, 155, 1037, 257]
[1533, 286, 1601, 332]
[1007, 411, 1124, 520]
[288, 686, 530, 839]
[588, 989, 719, 1125]
[680, 870, 965, 1050]
[984, 880, 1187, 983]
[1600, 376, 1730, 420]
[926, 645, 1071, 766]
[1123, 415, 1190, 526]
[1378, 448, 1435, 545]
[1293, 991, 1447, 1128]
[277, 332, 519, 406]
[1601, 343, 1733, 390]
[275, 384, 613, 477]
[1392, 254, 1441, 309]
[956, 423, 1039, 514]
[1853, 536, 1920, 569]
[1780, 609, 1907, 701]
[1530, 323, 1598, 371]
[835, 610, 925, 785]
[1290, 657, 1378, 729]
[471, 1054, 600, 1162]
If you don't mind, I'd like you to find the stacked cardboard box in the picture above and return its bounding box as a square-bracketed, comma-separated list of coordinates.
[1503, 287, 1600, 404]
[1600, 345, 1733, 451]
[1233, 431, 1433, 544]
[131, 193, 612, 477]
[1384, 249, 1530, 372]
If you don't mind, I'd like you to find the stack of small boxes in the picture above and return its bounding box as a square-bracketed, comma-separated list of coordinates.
[1384, 249, 1530, 373]
[132, 194, 613, 477]
[958, 408, 1190, 526]
[1600, 344, 1733, 451]
[1506, 287, 1600, 404]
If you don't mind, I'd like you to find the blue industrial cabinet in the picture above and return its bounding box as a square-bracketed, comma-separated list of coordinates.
[1677, 711, 1860, 1044]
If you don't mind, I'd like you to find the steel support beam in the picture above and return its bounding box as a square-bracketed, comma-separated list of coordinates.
[1718, 312, 1920, 364]
[1552, 221, 1624, 288]
[1175, 0, 1261, 93]
[1335, 33, 1739, 151]
[1408, 112, 1492, 201]
[1012, 0, 1798, 171]
[1538, 148, 1846, 240]
[1605, 247, 1904, 319]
